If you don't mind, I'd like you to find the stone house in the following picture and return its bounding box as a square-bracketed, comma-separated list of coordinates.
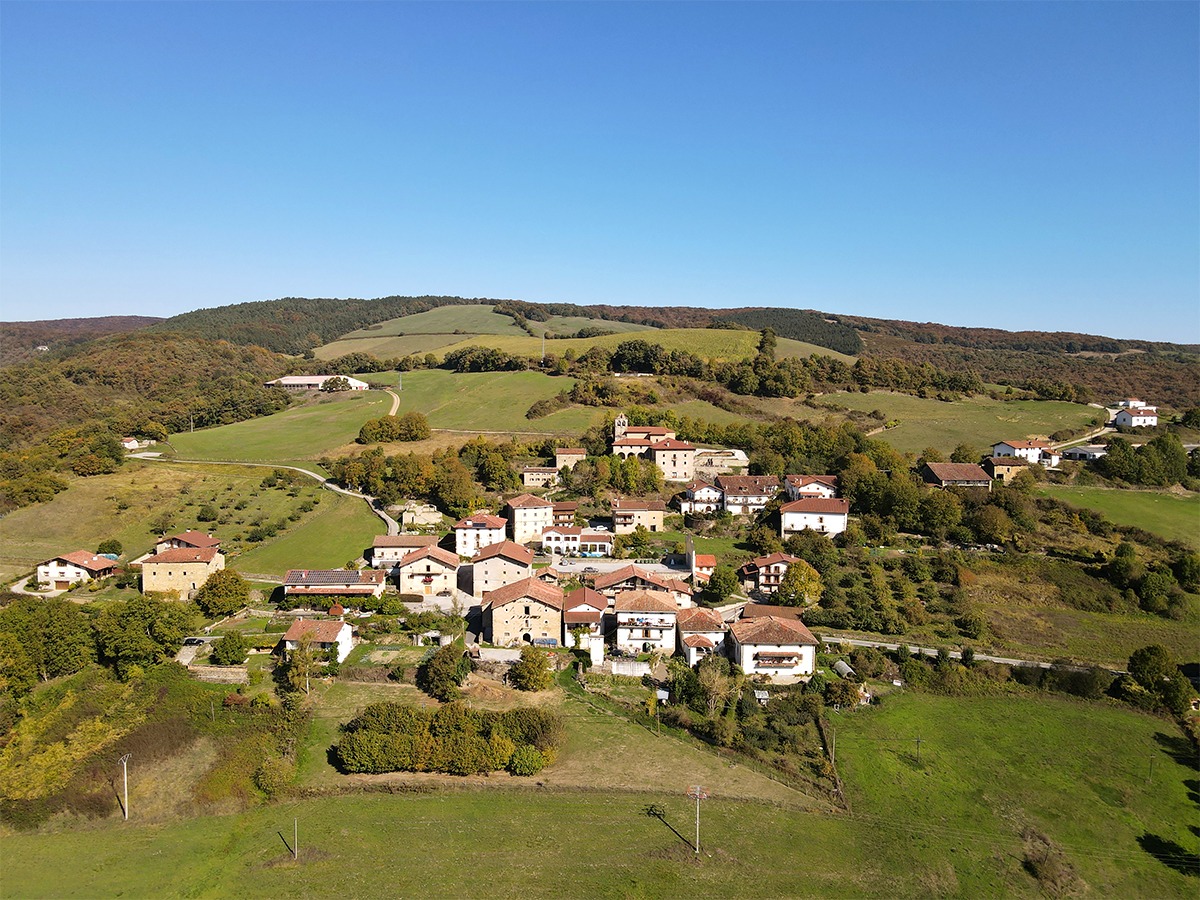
[471, 540, 535, 598]
[141, 547, 226, 600]
[395, 545, 460, 597]
[483, 577, 564, 647]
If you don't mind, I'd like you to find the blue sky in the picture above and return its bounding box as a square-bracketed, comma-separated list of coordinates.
[2, 2, 1197, 342]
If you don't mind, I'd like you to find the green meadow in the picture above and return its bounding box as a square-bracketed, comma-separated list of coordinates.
[229, 492, 383, 578]
[4, 691, 1194, 898]
[813, 390, 1101, 454]
[168, 391, 391, 463]
[1038, 484, 1200, 550]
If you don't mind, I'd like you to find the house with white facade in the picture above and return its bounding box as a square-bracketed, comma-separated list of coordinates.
[520, 466, 560, 488]
[783, 474, 839, 501]
[738, 552, 801, 595]
[395, 546, 460, 597]
[483, 578, 564, 647]
[728, 615, 818, 680]
[282, 619, 355, 664]
[552, 501, 579, 527]
[370, 534, 439, 569]
[1114, 407, 1158, 428]
[539, 527, 614, 558]
[676, 607, 727, 665]
[779, 498, 849, 539]
[678, 480, 724, 514]
[612, 498, 666, 534]
[471, 540, 535, 598]
[563, 587, 607, 647]
[454, 514, 508, 558]
[593, 564, 694, 607]
[264, 375, 369, 391]
[37, 551, 118, 590]
[650, 439, 696, 482]
[992, 440, 1061, 468]
[614, 590, 678, 654]
[716, 474, 781, 515]
[505, 494, 555, 545]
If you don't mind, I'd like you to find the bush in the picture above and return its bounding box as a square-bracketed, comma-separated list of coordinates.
[508, 645, 554, 692]
[416, 642, 471, 701]
[253, 756, 295, 798]
[507, 745, 546, 776]
[210, 632, 248, 666]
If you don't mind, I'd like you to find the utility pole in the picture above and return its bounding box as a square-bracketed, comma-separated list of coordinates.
[1147, 755, 1155, 785]
[686, 785, 708, 855]
[541, 331, 546, 364]
[118, 753, 131, 821]
[915, 735, 923, 765]
[294, 817, 298, 861]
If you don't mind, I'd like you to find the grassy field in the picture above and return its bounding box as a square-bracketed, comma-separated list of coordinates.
[832, 692, 1198, 898]
[6, 692, 1194, 898]
[814, 390, 1101, 454]
[0, 462, 325, 572]
[168, 392, 391, 462]
[1037, 484, 1200, 549]
[229, 492, 384, 578]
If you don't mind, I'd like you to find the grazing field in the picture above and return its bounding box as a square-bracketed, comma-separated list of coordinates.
[229, 492, 383, 578]
[167, 391, 391, 462]
[7, 692, 1194, 898]
[833, 692, 1198, 898]
[340, 303, 529, 337]
[0, 462, 324, 572]
[1037, 484, 1200, 549]
[434, 328, 857, 364]
[814, 390, 1100, 454]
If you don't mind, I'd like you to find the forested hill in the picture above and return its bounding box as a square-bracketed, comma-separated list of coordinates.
[0, 316, 163, 367]
[153, 296, 495, 354]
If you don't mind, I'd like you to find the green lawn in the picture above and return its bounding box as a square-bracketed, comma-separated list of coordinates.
[7, 692, 1195, 898]
[1038, 484, 1200, 549]
[230, 492, 384, 578]
[833, 692, 1198, 898]
[340, 303, 531, 338]
[0, 461, 324, 568]
[168, 392, 391, 462]
[814, 390, 1101, 454]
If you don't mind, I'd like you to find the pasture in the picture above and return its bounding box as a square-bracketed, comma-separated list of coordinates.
[167, 391, 390, 463]
[813, 390, 1101, 454]
[229, 492, 383, 578]
[5, 692, 1194, 898]
[1037, 484, 1200, 550]
[0, 462, 324, 572]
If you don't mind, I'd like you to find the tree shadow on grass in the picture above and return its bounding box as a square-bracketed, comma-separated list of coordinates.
[1138, 833, 1200, 877]
[1185, 779, 1200, 807]
[1153, 733, 1199, 771]
[642, 803, 694, 850]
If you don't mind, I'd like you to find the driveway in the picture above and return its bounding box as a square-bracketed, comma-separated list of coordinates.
[10, 576, 66, 598]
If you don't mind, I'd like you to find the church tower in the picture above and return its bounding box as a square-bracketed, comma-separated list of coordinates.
[613, 414, 629, 440]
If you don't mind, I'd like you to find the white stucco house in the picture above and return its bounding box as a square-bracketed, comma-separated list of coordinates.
[779, 498, 849, 539]
[1114, 408, 1158, 428]
[539, 527, 614, 558]
[370, 534, 438, 569]
[992, 440, 1061, 468]
[281, 618, 355, 664]
[678, 480, 724, 514]
[676, 606, 728, 666]
[728, 615, 818, 680]
[614, 590, 678, 654]
[505, 494, 555, 545]
[395, 545, 460, 597]
[563, 587, 607, 647]
[36, 551, 118, 590]
[454, 514, 508, 558]
[783, 474, 839, 501]
[716, 474, 781, 516]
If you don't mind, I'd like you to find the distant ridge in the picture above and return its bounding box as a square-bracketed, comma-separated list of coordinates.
[0, 315, 163, 366]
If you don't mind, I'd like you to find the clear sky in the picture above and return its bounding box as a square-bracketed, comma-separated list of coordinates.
[2, 2, 1197, 342]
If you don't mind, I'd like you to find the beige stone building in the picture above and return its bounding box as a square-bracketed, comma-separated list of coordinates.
[471, 540, 535, 598]
[395, 546, 460, 597]
[484, 577, 564, 646]
[140, 547, 225, 600]
[611, 498, 666, 534]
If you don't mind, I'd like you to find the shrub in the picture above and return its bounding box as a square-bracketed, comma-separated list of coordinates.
[508, 646, 553, 692]
[253, 756, 295, 798]
[507, 745, 545, 776]
[210, 632, 248, 666]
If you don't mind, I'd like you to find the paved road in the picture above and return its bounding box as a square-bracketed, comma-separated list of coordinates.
[138, 454, 400, 535]
[821, 633, 1124, 674]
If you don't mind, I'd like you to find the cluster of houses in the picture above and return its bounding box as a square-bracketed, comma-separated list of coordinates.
[36, 530, 226, 599]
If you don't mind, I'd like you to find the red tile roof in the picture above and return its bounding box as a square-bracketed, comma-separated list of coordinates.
[682, 634, 715, 649]
[54, 551, 118, 572]
[283, 619, 348, 644]
[552, 501, 579, 512]
[651, 439, 696, 451]
[454, 515, 507, 529]
[693, 554, 717, 567]
[143, 547, 221, 565]
[676, 607, 726, 632]
[168, 530, 222, 549]
[730, 615, 817, 645]
[482, 577, 565, 611]
[784, 474, 838, 489]
[543, 526, 582, 537]
[779, 498, 850, 515]
[741, 603, 807, 620]
[593, 564, 692, 596]
[614, 590, 678, 614]
[564, 587, 608, 611]
[612, 437, 654, 448]
[472, 540, 534, 566]
[716, 475, 782, 495]
[564, 610, 603, 624]
[397, 545, 461, 568]
[744, 552, 800, 571]
[506, 493, 554, 509]
[922, 462, 991, 484]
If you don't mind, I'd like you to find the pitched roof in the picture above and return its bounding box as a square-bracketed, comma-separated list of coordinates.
[684, 479, 719, 493]
[745, 552, 800, 571]
[564, 587, 608, 612]
[716, 475, 782, 494]
[624, 425, 674, 435]
[373, 534, 439, 548]
[284, 569, 386, 587]
[472, 540, 534, 566]
[556, 447, 586, 455]
[612, 437, 654, 448]
[53, 551, 118, 572]
[552, 501, 579, 512]
[483, 577, 564, 611]
[784, 474, 839, 489]
[454, 515, 507, 529]
[282, 619, 348, 644]
[168, 530, 222, 549]
[693, 554, 717, 567]
[615, 589, 678, 614]
[593, 564, 691, 595]
[676, 607, 726, 632]
[996, 439, 1051, 449]
[730, 615, 817, 645]
[143, 547, 221, 565]
[397, 545, 460, 568]
[651, 439, 696, 451]
[922, 462, 991, 483]
[543, 526, 582, 537]
[682, 634, 715, 649]
[780, 498, 850, 515]
[564, 609, 603, 624]
[611, 498, 667, 512]
[741, 603, 808, 620]
[506, 493, 554, 509]
[984, 456, 1029, 467]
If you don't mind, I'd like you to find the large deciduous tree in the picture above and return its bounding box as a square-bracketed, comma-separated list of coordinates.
[194, 569, 250, 617]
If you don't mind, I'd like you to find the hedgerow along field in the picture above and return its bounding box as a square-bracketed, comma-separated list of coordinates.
[1036, 484, 1200, 550]
[0, 461, 326, 576]
[5, 691, 1195, 898]
[812, 390, 1102, 454]
[167, 391, 391, 464]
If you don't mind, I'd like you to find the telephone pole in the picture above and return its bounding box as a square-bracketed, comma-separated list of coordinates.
[686, 785, 708, 855]
[118, 753, 131, 821]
